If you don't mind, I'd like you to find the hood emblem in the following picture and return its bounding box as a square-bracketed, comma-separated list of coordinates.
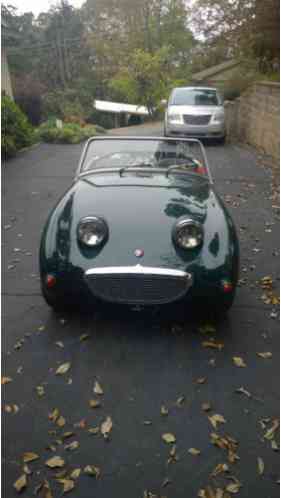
[134, 249, 144, 258]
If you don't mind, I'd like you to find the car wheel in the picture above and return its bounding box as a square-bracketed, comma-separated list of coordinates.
[41, 285, 75, 312]
[217, 135, 226, 145]
[209, 292, 235, 316]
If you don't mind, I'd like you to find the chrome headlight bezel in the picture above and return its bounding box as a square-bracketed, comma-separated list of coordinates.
[172, 218, 204, 250]
[77, 216, 108, 247]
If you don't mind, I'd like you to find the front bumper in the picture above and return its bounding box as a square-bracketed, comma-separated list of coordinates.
[84, 265, 193, 305]
[165, 121, 225, 139]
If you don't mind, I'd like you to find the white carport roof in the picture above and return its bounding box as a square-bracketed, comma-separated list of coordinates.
[94, 99, 149, 115]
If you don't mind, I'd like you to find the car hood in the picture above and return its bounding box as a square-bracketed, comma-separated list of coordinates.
[57, 172, 218, 269]
[168, 104, 224, 115]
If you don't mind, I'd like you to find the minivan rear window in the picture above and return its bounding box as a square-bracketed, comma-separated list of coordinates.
[171, 88, 220, 106]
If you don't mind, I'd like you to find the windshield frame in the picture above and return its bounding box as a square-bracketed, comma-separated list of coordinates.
[75, 136, 213, 184]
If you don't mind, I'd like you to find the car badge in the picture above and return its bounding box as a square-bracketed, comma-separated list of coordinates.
[134, 249, 144, 258]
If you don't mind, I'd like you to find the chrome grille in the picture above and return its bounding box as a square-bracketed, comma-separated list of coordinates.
[183, 114, 211, 125]
[85, 266, 192, 305]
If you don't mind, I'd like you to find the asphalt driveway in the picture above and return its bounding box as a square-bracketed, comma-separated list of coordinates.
[2, 123, 280, 497]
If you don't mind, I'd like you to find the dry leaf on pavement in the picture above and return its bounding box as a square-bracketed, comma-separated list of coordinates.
[84, 465, 101, 478]
[257, 457, 264, 475]
[235, 387, 251, 398]
[45, 456, 65, 468]
[70, 469, 81, 480]
[162, 433, 176, 444]
[57, 479, 75, 494]
[23, 452, 39, 463]
[101, 416, 113, 438]
[1, 376, 12, 384]
[65, 441, 79, 451]
[202, 402, 212, 412]
[208, 414, 226, 429]
[257, 352, 272, 359]
[93, 381, 103, 395]
[13, 474, 27, 493]
[49, 408, 60, 422]
[57, 416, 66, 428]
[264, 419, 279, 440]
[202, 341, 224, 351]
[55, 362, 71, 375]
[188, 448, 201, 456]
[80, 334, 90, 342]
[88, 427, 100, 435]
[161, 405, 169, 416]
[89, 399, 101, 409]
[211, 462, 229, 477]
[233, 357, 246, 368]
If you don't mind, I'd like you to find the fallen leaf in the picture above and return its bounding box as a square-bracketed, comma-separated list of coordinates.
[264, 419, 279, 440]
[257, 457, 264, 475]
[176, 395, 185, 406]
[257, 352, 272, 359]
[188, 447, 201, 456]
[202, 341, 224, 351]
[202, 402, 212, 412]
[36, 385, 45, 397]
[211, 462, 229, 477]
[101, 416, 113, 438]
[162, 477, 172, 487]
[55, 341, 64, 348]
[84, 465, 101, 478]
[55, 362, 71, 375]
[70, 468, 81, 479]
[23, 464, 32, 475]
[93, 381, 103, 395]
[235, 387, 251, 398]
[14, 474, 27, 493]
[196, 377, 207, 384]
[80, 334, 90, 342]
[23, 452, 39, 463]
[161, 405, 169, 416]
[1, 376, 12, 384]
[57, 479, 75, 494]
[208, 414, 226, 429]
[162, 433, 176, 444]
[89, 399, 101, 409]
[271, 440, 279, 451]
[143, 420, 152, 425]
[57, 416, 66, 428]
[233, 356, 247, 367]
[74, 419, 86, 429]
[45, 456, 65, 468]
[65, 441, 79, 451]
[88, 427, 100, 435]
[62, 432, 74, 440]
[49, 408, 59, 422]
[226, 481, 241, 494]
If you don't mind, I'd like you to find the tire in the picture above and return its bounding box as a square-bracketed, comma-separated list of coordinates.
[41, 285, 75, 312]
[208, 292, 235, 317]
[217, 135, 226, 145]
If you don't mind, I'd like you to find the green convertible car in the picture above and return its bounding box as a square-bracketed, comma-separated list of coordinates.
[40, 136, 239, 314]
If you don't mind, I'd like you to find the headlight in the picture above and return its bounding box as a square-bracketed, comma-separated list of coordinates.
[168, 113, 182, 123]
[213, 112, 225, 123]
[173, 219, 204, 249]
[77, 216, 108, 247]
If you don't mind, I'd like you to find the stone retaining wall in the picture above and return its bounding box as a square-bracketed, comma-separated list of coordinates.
[224, 81, 280, 162]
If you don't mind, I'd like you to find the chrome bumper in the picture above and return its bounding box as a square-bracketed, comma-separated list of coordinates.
[85, 265, 193, 305]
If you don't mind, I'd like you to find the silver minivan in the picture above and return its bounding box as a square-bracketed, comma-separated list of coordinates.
[164, 86, 225, 143]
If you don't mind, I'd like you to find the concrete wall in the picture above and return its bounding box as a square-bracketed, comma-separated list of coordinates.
[225, 81, 280, 161]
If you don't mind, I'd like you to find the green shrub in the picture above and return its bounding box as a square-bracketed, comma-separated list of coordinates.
[2, 95, 34, 158]
[37, 122, 104, 144]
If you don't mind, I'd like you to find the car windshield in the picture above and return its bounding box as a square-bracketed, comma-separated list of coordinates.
[171, 88, 220, 106]
[81, 138, 208, 178]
